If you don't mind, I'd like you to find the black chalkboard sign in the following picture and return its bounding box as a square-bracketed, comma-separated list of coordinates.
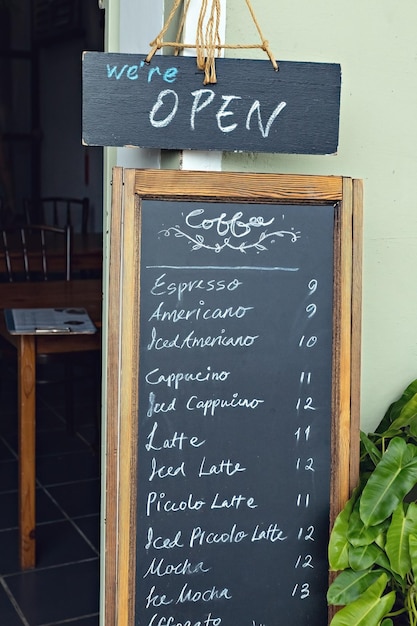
[82, 53, 341, 155]
[104, 169, 363, 626]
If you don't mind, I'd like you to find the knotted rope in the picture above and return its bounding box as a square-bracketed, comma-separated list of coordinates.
[145, 0, 278, 84]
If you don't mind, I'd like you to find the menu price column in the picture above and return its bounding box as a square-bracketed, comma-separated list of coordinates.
[291, 278, 322, 605]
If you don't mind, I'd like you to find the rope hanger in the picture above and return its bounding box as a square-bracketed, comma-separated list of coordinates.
[145, 0, 278, 85]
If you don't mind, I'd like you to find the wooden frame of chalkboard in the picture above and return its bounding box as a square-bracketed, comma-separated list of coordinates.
[105, 168, 363, 626]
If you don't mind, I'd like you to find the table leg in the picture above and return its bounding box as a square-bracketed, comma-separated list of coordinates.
[17, 334, 36, 569]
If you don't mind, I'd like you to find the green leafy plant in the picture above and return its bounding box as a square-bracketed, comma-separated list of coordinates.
[328, 379, 417, 625]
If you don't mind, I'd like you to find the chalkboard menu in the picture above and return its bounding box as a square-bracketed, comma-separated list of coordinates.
[105, 169, 363, 626]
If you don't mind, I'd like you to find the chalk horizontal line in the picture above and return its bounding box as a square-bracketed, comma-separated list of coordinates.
[145, 265, 299, 272]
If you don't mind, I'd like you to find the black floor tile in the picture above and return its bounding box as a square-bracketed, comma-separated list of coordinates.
[0, 408, 18, 436]
[0, 528, 19, 575]
[36, 451, 100, 486]
[35, 406, 66, 432]
[38, 378, 99, 414]
[0, 581, 25, 626]
[0, 459, 18, 492]
[3, 429, 89, 459]
[66, 616, 99, 625]
[0, 488, 64, 531]
[37, 489, 67, 523]
[36, 521, 97, 568]
[0, 360, 102, 624]
[0, 520, 98, 576]
[46, 480, 100, 519]
[1, 404, 64, 438]
[37, 430, 93, 457]
[49, 616, 99, 626]
[0, 492, 21, 530]
[76, 424, 100, 449]
[0, 438, 15, 462]
[5, 558, 99, 626]
[72, 516, 100, 552]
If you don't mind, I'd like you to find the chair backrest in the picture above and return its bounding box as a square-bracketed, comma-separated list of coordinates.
[0, 196, 9, 227]
[0, 224, 71, 282]
[24, 197, 89, 234]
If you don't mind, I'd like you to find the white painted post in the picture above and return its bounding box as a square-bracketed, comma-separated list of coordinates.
[181, 0, 227, 171]
[116, 0, 165, 169]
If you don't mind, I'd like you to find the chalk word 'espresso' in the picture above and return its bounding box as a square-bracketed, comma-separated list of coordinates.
[150, 274, 242, 299]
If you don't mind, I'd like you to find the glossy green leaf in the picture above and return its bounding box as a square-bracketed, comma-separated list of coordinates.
[327, 569, 386, 605]
[381, 620, 393, 626]
[374, 545, 391, 571]
[386, 502, 417, 577]
[348, 502, 387, 547]
[374, 527, 387, 550]
[360, 431, 382, 468]
[377, 380, 417, 434]
[409, 534, 417, 581]
[378, 429, 406, 443]
[329, 490, 358, 570]
[348, 543, 383, 571]
[329, 574, 395, 626]
[389, 392, 417, 432]
[409, 417, 417, 439]
[360, 438, 417, 527]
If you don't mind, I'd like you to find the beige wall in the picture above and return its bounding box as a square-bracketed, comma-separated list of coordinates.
[107, 0, 417, 433]
[224, 0, 417, 433]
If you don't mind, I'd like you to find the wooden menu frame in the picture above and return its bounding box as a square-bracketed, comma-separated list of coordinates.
[104, 168, 363, 626]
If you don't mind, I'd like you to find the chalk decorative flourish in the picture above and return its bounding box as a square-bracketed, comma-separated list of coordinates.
[159, 226, 300, 253]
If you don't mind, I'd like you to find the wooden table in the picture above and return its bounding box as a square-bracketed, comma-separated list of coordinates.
[0, 279, 102, 569]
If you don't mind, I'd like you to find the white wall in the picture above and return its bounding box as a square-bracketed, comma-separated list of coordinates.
[224, 0, 417, 433]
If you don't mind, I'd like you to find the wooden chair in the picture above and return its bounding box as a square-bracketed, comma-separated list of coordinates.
[24, 197, 90, 234]
[0, 224, 98, 435]
[0, 196, 13, 227]
[0, 224, 71, 282]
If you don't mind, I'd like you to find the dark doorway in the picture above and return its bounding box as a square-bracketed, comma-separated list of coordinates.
[0, 0, 104, 232]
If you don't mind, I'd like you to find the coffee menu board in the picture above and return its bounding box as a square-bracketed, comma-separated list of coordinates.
[105, 169, 363, 626]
